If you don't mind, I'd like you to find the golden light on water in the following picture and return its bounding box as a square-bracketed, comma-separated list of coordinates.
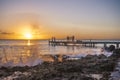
[27, 40, 31, 46]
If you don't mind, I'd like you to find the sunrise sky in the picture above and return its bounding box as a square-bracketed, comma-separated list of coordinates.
[0, 0, 120, 39]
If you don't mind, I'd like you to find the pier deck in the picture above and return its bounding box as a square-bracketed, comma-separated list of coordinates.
[49, 39, 120, 48]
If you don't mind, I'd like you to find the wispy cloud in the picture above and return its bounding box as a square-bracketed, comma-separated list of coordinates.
[0, 31, 14, 35]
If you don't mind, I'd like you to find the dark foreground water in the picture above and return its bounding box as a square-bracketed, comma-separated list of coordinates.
[0, 40, 114, 67]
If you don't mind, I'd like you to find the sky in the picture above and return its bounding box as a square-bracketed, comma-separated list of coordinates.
[0, 0, 120, 39]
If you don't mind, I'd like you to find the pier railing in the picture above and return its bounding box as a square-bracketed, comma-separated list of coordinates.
[49, 37, 120, 48]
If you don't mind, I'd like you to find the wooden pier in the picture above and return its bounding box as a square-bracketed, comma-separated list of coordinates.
[49, 36, 120, 48]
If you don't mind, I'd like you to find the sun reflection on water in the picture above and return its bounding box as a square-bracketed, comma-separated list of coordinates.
[27, 40, 31, 46]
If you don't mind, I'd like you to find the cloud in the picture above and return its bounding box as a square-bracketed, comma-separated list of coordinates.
[31, 24, 41, 34]
[0, 31, 14, 35]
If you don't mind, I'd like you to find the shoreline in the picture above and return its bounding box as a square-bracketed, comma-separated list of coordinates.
[0, 48, 120, 80]
[0, 48, 112, 67]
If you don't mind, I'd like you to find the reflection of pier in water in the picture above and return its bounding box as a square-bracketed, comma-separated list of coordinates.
[49, 36, 120, 48]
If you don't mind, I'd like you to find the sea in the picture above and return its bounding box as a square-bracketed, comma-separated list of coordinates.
[0, 39, 118, 67]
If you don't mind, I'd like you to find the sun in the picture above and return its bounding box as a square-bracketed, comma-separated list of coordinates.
[24, 33, 32, 39]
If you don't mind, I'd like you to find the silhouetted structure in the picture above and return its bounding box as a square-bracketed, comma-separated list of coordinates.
[49, 36, 120, 48]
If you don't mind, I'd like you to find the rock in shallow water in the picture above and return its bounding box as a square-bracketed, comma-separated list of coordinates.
[0, 71, 31, 80]
[109, 58, 120, 80]
[1, 49, 120, 80]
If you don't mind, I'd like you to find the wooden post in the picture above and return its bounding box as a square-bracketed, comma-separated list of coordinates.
[72, 36, 75, 42]
[90, 43, 92, 47]
[104, 43, 107, 48]
[64, 43, 67, 46]
[85, 43, 86, 47]
[67, 36, 70, 42]
[93, 43, 95, 48]
[53, 37, 56, 41]
[49, 39, 50, 45]
[116, 43, 119, 48]
[91, 43, 93, 47]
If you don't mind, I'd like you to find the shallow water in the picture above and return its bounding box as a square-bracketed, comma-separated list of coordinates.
[0, 40, 113, 67]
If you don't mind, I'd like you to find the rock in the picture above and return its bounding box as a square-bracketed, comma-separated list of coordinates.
[51, 55, 60, 63]
[109, 58, 120, 80]
[98, 54, 107, 59]
[85, 55, 98, 60]
[0, 70, 10, 77]
[112, 49, 120, 58]
[62, 55, 69, 61]
[0, 53, 119, 80]
[56, 63, 82, 73]
[79, 76, 95, 80]
[108, 45, 115, 52]
[90, 74, 102, 80]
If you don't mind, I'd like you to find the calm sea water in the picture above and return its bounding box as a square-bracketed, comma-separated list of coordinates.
[0, 40, 114, 67]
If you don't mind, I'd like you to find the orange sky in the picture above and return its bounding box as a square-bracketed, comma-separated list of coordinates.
[0, 0, 120, 39]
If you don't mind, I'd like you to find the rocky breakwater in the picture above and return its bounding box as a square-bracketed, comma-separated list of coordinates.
[109, 49, 120, 80]
[0, 48, 120, 80]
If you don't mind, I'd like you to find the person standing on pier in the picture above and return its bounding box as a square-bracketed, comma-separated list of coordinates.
[72, 36, 75, 42]
[67, 36, 69, 42]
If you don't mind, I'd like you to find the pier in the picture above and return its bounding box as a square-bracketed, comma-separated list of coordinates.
[49, 36, 120, 48]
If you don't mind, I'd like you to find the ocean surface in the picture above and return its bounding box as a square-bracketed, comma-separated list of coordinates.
[0, 40, 116, 67]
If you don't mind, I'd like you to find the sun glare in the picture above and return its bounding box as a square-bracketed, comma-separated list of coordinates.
[25, 33, 32, 39]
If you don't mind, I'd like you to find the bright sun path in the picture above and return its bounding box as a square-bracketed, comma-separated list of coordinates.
[24, 33, 32, 39]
